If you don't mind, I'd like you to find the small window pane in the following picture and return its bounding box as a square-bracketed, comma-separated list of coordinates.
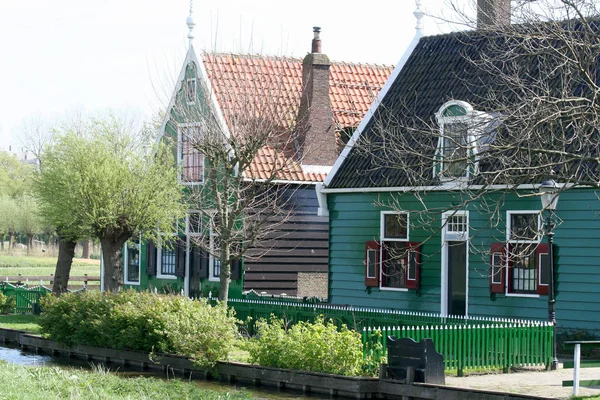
[382, 242, 406, 288]
[510, 243, 536, 293]
[384, 214, 408, 240]
[510, 214, 538, 241]
[539, 253, 550, 286]
[367, 249, 377, 279]
[407, 251, 417, 281]
[491, 252, 502, 284]
[442, 123, 468, 178]
[186, 78, 196, 103]
[161, 248, 176, 275]
[181, 127, 204, 183]
[126, 241, 140, 283]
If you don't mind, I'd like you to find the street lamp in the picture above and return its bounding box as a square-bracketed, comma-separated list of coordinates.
[540, 179, 560, 370]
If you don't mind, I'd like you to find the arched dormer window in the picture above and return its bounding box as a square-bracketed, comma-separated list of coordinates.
[434, 100, 490, 181]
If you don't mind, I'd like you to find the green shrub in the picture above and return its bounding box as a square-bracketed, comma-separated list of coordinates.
[0, 292, 15, 314]
[246, 316, 364, 376]
[39, 290, 239, 368]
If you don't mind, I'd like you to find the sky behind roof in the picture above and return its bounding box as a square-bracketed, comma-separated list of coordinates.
[0, 0, 458, 150]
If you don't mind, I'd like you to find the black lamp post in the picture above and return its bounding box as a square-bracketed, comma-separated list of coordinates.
[540, 179, 560, 371]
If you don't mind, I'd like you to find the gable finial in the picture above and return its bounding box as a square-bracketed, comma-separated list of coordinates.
[414, 0, 424, 36]
[186, 0, 196, 45]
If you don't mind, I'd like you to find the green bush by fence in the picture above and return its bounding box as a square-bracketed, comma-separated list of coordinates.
[216, 296, 553, 375]
[39, 291, 239, 368]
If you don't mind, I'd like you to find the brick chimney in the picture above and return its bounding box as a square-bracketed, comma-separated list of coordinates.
[295, 27, 337, 167]
[477, 0, 510, 29]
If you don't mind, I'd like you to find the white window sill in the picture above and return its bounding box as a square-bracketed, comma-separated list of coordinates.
[156, 274, 178, 280]
[379, 287, 409, 292]
[124, 280, 141, 285]
[505, 293, 540, 299]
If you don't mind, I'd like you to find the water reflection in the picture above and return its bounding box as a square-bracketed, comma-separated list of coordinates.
[0, 345, 327, 400]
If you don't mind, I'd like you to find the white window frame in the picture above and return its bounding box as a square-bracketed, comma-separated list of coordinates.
[185, 210, 202, 236]
[178, 123, 205, 185]
[186, 78, 197, 105]
[440, 210, 470, 317]
[505, 210, 541, 298]
[379, 211, 410, 292]
[157, 224, 178, 280]
[124, 235, 141, 285]
[434, 100, 491, 182]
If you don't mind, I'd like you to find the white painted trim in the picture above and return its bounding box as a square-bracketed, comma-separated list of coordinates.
[156, 45, 232, 148]
[505, 293, 540, 299]
[506, 210, 542, 243]
[316, 183, 329, 217]
[208, 221, 220, 282]
[505, 210, 542, 296]
[379, 210, 410, 290]
[440, 211, 470, 317]
[324, 29, 423, 187]
[156, 236, 177, 280]
[244, 178, 320, 185]
[380, 211, 409, 241]
[184, 235, 190, 296]
[319, 182, 576, 194]
[123, 236, 141, 286]
[379, 287, 409, 292]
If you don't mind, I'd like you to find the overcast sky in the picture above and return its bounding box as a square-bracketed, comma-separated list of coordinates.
[0, 0, 460, 150]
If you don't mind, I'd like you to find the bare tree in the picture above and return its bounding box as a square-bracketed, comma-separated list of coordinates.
[166, 53, 313, 303]
[346, 0, 600, 269]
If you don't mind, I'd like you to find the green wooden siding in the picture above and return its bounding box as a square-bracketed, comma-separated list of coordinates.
[328, 188, 600, 333]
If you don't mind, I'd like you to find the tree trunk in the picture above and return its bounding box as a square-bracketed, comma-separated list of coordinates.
[8, 232, 14, 250]
[27, 235, 33, 255]
[218, 246, 231, 305]
[53, 238, 77, 296]
[82, 239, 90, 259]
[0, 235, 4, 251]
[101, 236, 128, 293]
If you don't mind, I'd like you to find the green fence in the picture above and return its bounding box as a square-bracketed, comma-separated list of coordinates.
[363, 322, 554, 375]
[219, 296, 547, 334]
[0, 283, 52, 313]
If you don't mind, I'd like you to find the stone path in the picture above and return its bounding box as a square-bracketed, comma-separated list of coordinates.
[446, 365, 600, 399]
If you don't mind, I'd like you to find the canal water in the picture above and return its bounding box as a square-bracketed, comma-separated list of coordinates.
[0, 345, 328, 400]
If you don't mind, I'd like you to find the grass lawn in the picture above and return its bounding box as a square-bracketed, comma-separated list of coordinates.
[0, 315, 41, 334]
[0, 361, 254, 399]
[0, 255, 100, 280]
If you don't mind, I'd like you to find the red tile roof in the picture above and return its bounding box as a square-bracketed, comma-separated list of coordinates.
[202, 52, 393, 182]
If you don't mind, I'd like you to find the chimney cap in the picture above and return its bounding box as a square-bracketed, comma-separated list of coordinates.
[311, 26, 322, 53]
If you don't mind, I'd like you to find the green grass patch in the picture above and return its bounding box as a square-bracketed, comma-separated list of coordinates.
[0, 255, 99, 279]
[0, 314, 41, 334]
[0, 361, 253, 399]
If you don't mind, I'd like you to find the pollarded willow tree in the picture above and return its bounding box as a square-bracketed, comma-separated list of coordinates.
[36, 116, 185, 293]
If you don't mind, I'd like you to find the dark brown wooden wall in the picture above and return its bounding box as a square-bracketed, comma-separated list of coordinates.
[243, 185, 329, 296]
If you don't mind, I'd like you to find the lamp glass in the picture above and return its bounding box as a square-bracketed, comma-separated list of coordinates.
[540, 181, 559, 210]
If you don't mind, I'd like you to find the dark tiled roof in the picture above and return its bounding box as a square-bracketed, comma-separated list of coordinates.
[327, 31, 493, 189]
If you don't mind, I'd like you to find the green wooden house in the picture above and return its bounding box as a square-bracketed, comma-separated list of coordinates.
[119, 14, 392, 298]
[317, 5, 600, 334]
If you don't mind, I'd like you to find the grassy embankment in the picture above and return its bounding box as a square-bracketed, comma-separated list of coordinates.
[0, 361, 253, 400]
[0, 254, 100, 288]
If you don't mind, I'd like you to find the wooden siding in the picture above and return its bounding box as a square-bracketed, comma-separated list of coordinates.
[328, 189, 600, 333]
[244, 186, 329, 296]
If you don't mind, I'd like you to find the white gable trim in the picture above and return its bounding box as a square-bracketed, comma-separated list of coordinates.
[323, 30, 423, 188]
[157, 45, 231, 145]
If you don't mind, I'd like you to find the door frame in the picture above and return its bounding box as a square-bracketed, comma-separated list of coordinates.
[441, 210, 469, 317]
